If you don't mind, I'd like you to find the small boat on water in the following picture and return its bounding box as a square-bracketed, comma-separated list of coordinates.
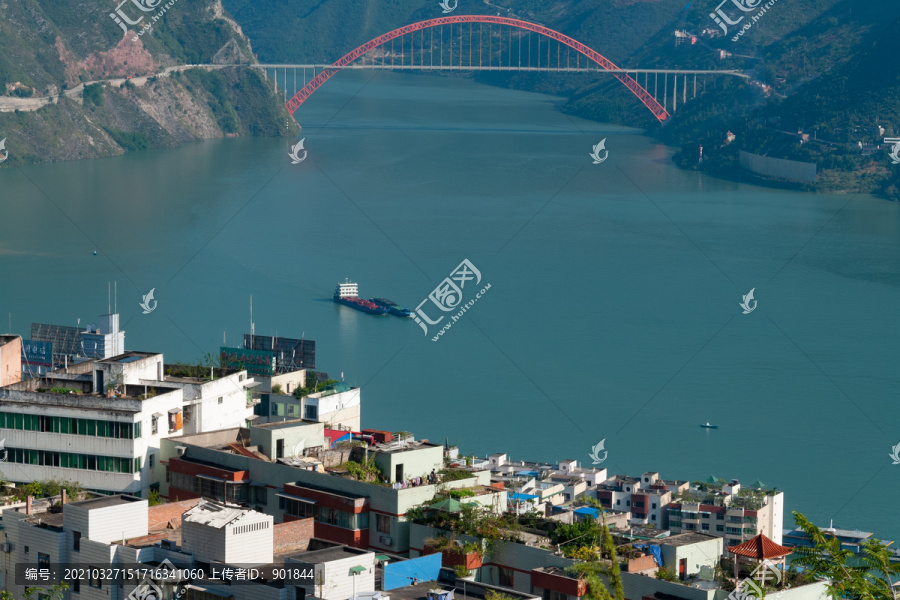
[700, 422, 719, 429]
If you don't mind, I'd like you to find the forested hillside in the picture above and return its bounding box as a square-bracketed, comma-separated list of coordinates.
[0, 0, 295, 166]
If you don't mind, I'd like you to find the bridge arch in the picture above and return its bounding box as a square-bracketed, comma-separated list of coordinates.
[285, 15, 670, 122]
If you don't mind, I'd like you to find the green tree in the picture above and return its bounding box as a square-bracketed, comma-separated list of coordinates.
[656, 567, 678, 582]
[148, 488, 163, 506]
[564, 514, 624, 600]
[82, 83, 104, 107]
[790, 511, 900, 600]
[23, 581, 69, 600]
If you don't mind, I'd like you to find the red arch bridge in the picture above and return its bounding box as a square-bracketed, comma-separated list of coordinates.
[254, 16, 748, 122]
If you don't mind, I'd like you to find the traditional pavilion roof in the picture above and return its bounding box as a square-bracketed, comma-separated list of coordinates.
[728, 534, 793, 560]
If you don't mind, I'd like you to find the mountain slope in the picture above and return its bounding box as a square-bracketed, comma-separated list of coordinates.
[0, 0, 296, 167]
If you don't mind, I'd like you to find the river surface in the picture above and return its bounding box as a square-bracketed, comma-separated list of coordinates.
[1, 70, 898, 541]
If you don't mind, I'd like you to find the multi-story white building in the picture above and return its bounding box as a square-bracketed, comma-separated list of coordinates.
[663, 479, 785, 555]
[594, 472, 687, 527]
[0, 351, 255, 496]
[259, 382, 361, 431]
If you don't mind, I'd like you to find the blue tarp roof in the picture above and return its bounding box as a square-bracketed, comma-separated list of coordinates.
[517, 470, 539, 476]
[574, 507, 601, 518]
[509, 493, 539, 501]
[634, 544, 663, 567]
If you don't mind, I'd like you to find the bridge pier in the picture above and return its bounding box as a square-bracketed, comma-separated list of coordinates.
[673, 74, 677, 113]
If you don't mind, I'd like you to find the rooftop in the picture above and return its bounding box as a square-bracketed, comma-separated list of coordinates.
[71, 494, 144, 510]
[288, 545, 371, 564]
[375, 439, 440, 454]
[784, 527, 874, 540]
[660, 532, 720, 547]
[253, 418, 320, 429]
[97, 351, 159, 364]
[183, 499, 263, 528]
[388, 580, 537, 600]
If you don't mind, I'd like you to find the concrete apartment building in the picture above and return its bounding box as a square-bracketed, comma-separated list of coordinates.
[0, 335, 22, 387]
[0, 493, 324, 600]
[0, 351, 255, 496]
[593, 472, 686, 527]
[256, 382, 362, 432]
[664, 479, 785, 554]
[159, 427, 490, 554]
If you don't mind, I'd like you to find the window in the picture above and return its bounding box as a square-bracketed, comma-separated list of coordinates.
[652, 503, 657, 509]
[616, 500, 620, 506]
[218, 397, 223, 405]
[304, 405, 317, 420]
[702, 523, 710, 531]
[149, 454, 155, 468]
[152, 416, 159, 435]
[499, 567, 514, 587]
[134, 421, 141, 438]
[716, 525, 724, 532]
[376, 514, 391, 534]
[166, 466, 170, 483]
[38, 553, 50, 569]
[717, 514, 724, 520]
[626, 500, 630, 507]
[281, 497, 315, 519]
[72, 577, 80, 594]
[24, 546, 29, 554]
[252, 486, 267, 505]
[89, 567, 102, 589]
[73, 531, 81, 552]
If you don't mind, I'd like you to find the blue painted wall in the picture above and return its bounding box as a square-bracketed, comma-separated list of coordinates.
[384, 554, 443, 590]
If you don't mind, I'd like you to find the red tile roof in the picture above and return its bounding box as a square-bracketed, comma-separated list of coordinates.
[727, 534, 793, 559]
[148, 498, 202, 530]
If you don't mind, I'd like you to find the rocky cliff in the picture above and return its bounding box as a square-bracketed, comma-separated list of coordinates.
[0, 0, 297, 167]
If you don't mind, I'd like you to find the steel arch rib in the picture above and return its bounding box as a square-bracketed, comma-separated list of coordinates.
[284, 16, 670, 122]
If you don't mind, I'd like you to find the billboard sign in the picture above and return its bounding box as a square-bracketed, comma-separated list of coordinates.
[220, 347, 275, 376]
[22, 340, 53, 370]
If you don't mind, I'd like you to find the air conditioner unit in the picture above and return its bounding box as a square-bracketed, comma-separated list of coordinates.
[380, 536, 392, 546]
[0, 543, 11, 553]
[175, 446, 187, 456]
